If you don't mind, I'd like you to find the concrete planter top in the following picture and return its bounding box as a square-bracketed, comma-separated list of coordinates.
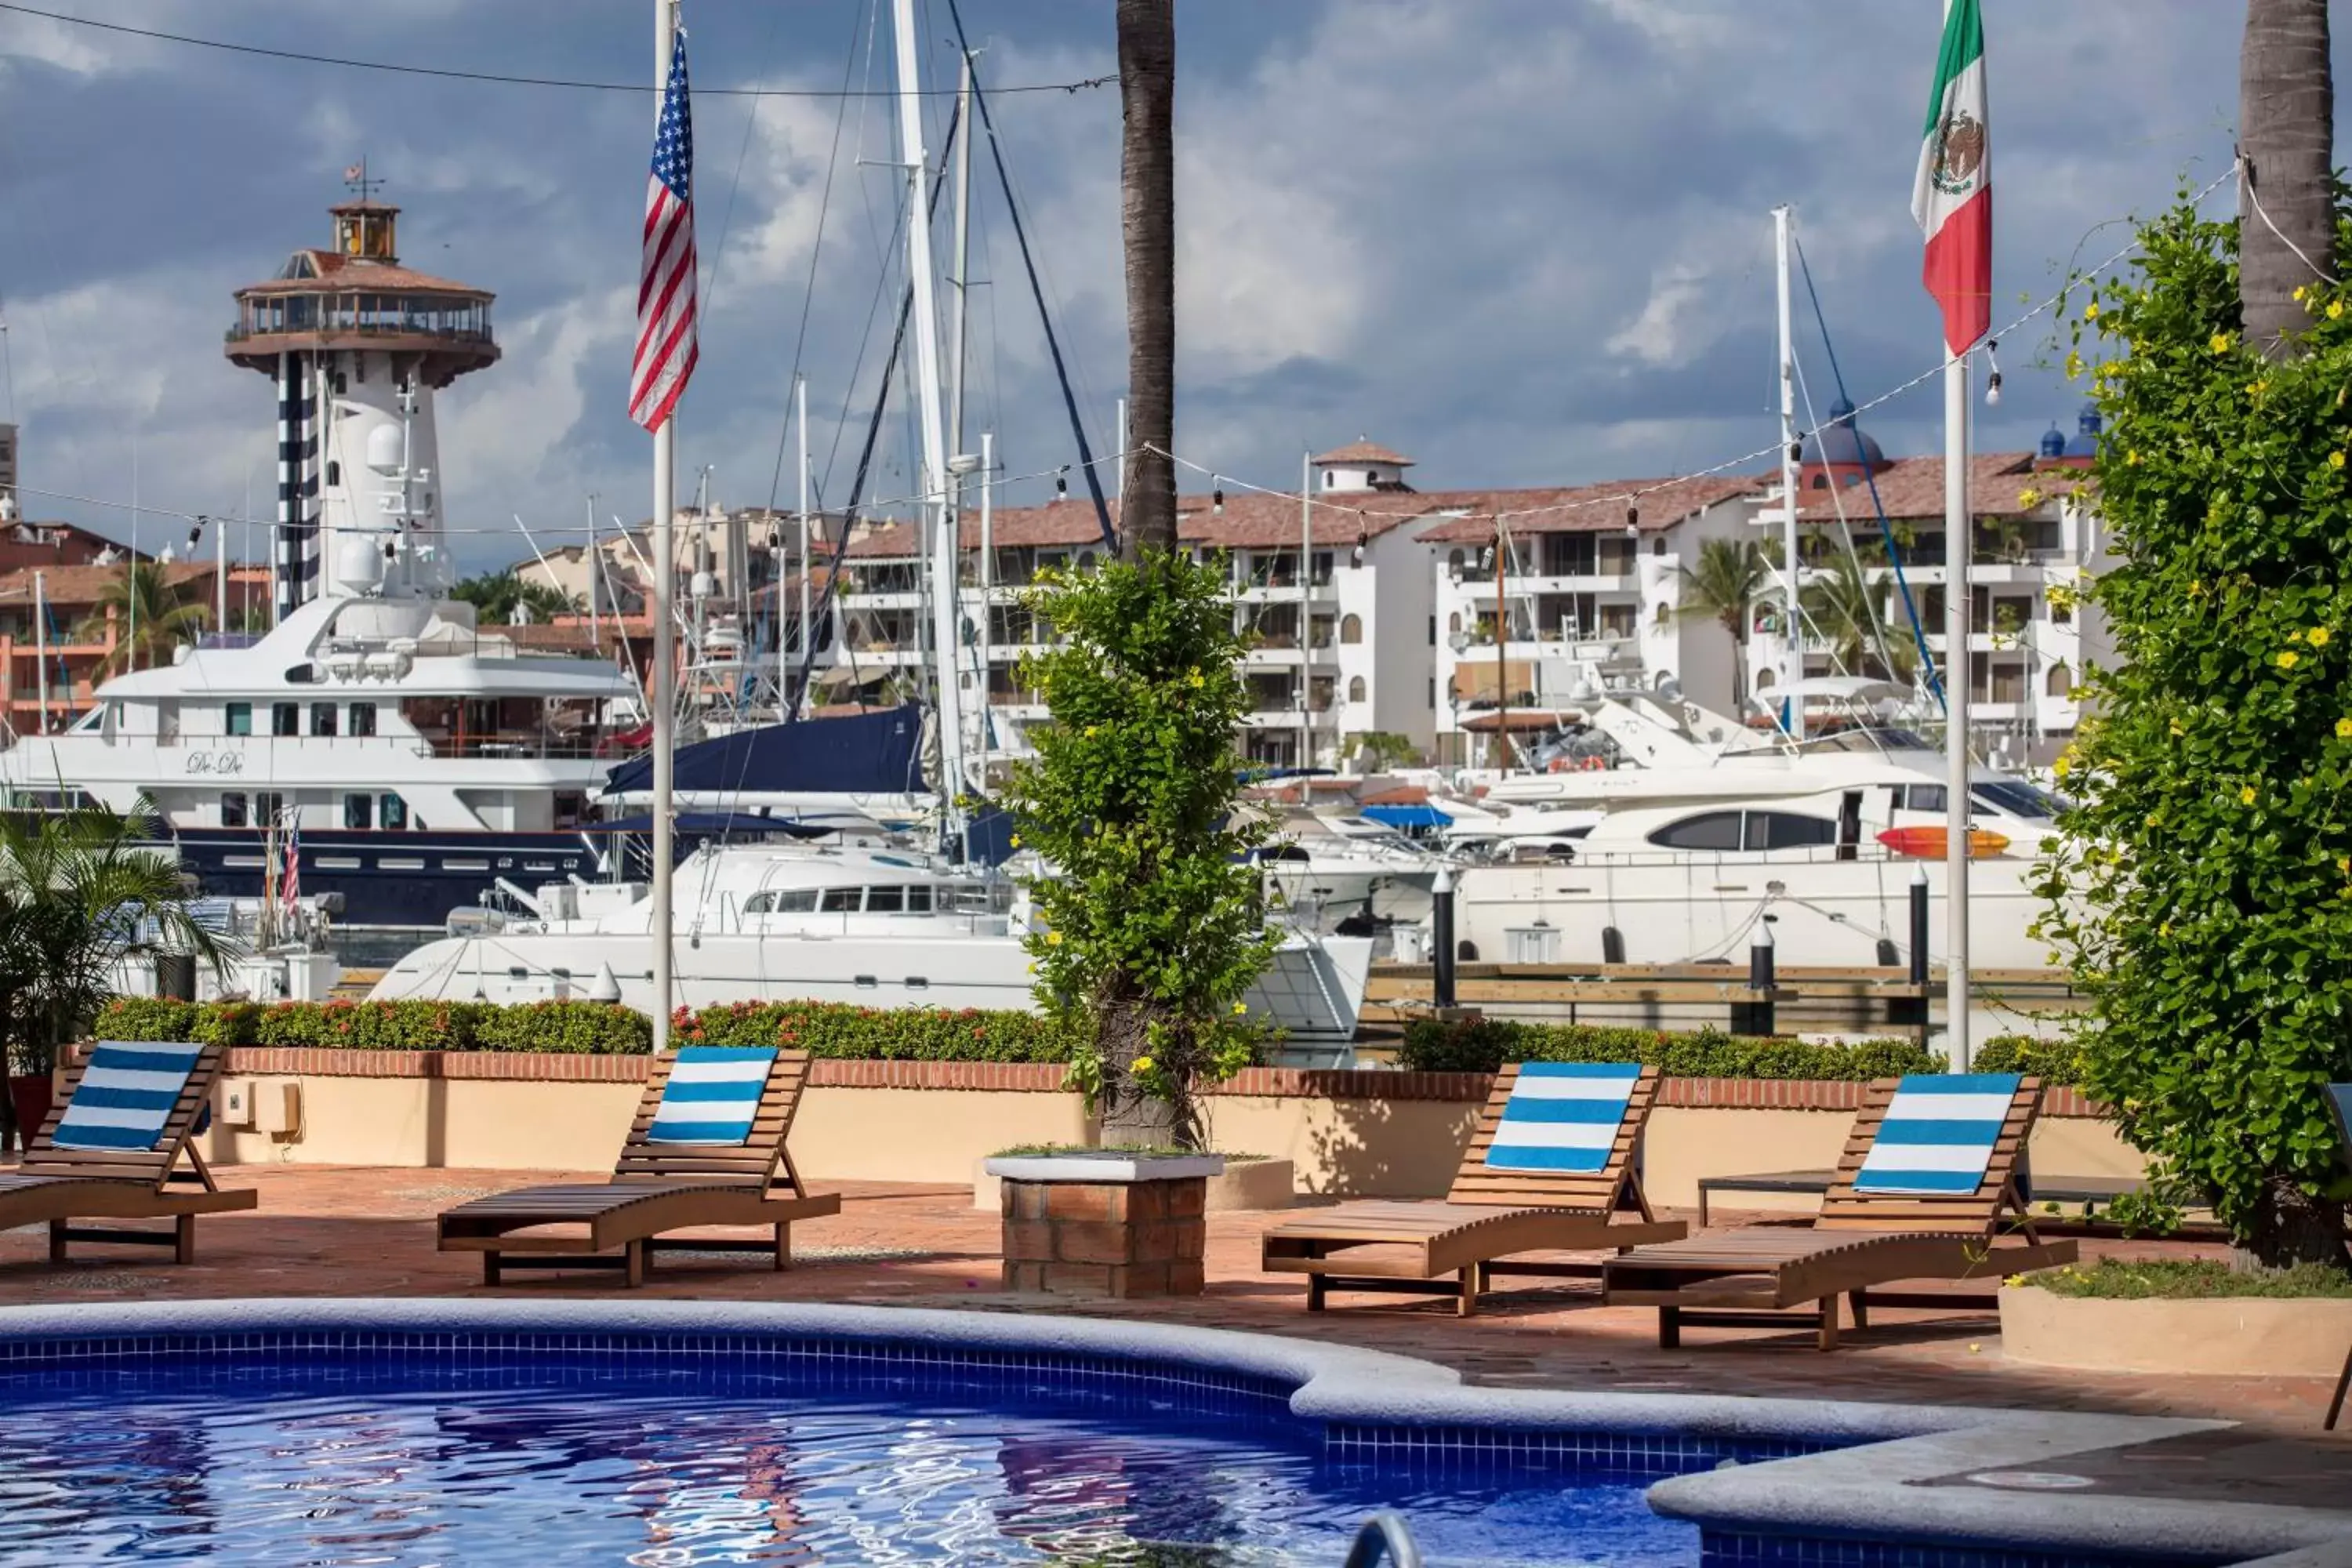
[1999, 1283, 2352, 1378]
[984, 1152, 1226, 1183]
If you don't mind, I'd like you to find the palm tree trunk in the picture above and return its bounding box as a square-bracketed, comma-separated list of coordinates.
[1116, 0, 1177, 558]
[2240, 0, 2334, 358]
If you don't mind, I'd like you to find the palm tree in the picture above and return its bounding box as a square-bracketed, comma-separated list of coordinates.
[74, 563, 209, 675]
[450, 572, 579, 626]
[2240, 0, 2334, 357]
[1675, 538, 1770, 708]
[1116, 0, 1177, 558]
[0, 808, 234, 1143]
[1801, 553, 1918, 685]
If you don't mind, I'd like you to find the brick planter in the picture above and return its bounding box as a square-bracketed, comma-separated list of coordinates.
[988, 1154, 1219, 1298]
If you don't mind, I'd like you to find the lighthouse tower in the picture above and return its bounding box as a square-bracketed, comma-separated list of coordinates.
[226, 176, 499, 621]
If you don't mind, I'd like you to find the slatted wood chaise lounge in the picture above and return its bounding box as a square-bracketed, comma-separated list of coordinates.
[438, 1045, 840, 1287]
[0, 1040, 256, 1265]
[1261, 1062, 1686, 1316]
[1604, 1073, 2077, 1350]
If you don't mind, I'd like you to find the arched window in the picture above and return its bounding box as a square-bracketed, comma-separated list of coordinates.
[1446, 612, 1461, 636]
[1755, 667, 1777, 691]
[1810, 474, 1829, 489]
[1447, 549, 1465, 572]
[1340, 613, 1363, 644]
[1347, 675, 1367, 702]
[1653, 601, 1671, 626]
[2046, 662, 2074, 697]
[1652, 537, 1667, 556]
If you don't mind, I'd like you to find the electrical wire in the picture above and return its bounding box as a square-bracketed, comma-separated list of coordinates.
[0, 2, 1113, 99]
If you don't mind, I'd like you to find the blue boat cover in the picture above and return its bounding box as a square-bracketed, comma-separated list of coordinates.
[1362, 803, 1451, 830]
[601, 703, 927, 799]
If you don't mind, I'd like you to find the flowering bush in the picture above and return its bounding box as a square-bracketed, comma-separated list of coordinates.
[2034, 194, 2352, 1266]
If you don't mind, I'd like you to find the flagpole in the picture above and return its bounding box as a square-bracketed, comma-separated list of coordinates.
[1944, 349, 1971, 1071]
[650, 0, 678, 1054]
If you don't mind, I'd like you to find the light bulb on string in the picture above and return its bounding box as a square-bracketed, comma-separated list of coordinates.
[1984, 337, 2003, 407]
[1211, 479, 1225, 515]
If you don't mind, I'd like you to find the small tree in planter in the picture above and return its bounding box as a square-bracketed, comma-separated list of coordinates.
[0, 808, 232, 1150]
[1004, 550, 1279, 1149]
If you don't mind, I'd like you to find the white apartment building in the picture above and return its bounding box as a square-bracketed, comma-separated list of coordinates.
[1741, 400, 2096, 764]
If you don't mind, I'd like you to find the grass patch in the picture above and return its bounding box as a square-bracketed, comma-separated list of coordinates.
[992, 1144, 1200, 1160]
[2024, 1259, 2352, 1300]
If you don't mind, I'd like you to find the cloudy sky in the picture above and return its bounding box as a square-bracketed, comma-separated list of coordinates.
[0, 2, 2337, 572]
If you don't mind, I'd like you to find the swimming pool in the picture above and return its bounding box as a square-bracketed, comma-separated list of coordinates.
[0, 1301, 2334, 1567]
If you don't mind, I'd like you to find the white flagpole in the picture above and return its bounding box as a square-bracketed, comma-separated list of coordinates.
[1944, 349, 1971, 1070]
[650, 0, 678, 1054]
[1774, 205, 1804, 741]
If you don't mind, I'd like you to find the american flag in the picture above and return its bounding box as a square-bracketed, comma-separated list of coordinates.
[630, 27, 698, 431]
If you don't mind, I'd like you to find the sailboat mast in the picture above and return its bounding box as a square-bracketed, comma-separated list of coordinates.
[1774, 204, 1804, 742]
[891, 0, 968, 826]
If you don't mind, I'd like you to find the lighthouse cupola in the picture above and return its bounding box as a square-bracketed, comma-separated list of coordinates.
[227, 176, 499, 622]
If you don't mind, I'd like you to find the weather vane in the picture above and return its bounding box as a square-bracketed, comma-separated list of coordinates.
[342, 158, 385, 202]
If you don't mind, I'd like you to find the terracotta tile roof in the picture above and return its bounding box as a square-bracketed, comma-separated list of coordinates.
[1415, 474, 1758, 542]
[1795, 453, 2038, 522]
[1312, 438, 1414, 467]
[842, 492, 1440, 557]
[239, 251, 492, 299]
[0, 561, 217, 608]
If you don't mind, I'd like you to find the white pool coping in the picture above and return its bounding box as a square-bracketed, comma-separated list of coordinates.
[983, 1153, 1226, 1182]
[0, 1298, 2344, 1564]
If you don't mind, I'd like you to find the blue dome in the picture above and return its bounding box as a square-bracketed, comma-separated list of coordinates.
[1798, 396, 1886, 468]
[2063, 401, 2101, 460]
[2038, 422, 2067, 459]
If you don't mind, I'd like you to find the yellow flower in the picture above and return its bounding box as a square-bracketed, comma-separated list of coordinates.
[2158, 922, 2171, 938]
[1009, 833, 1022, 848]
[2334, 452, 2348, 471]
[1131, 1055, 1155, 1075]
[2210, 332, 2233, 354]
[1232, 1002, 1248, 1015]
[2340, 857, 2350, 875]
[2016, 487, 2044, 509]
[2083, 301, 2100, 321]
[2249, 379, 2270, 397]
[1083, 725, 1098, 738]
[1186, 669, 1206, 688]
[2278, 649, 2301, 670]
[2338, 717, 2352, 740]
[2187, 579, 2201, 596]
[2296, 285, 2310, 303]
[2332, 300, 2346, 321]
[2126, 449, 2143, 466]
[1045, 930, 1063, 946]
[2311, 626, 2332, 646]
[2241, 786, 2259, 805]
[2062, 350, 2085, 380]
[2168, 718, 2185, 737]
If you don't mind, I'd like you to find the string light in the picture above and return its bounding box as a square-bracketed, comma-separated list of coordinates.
[1984, 337, 2004, 407]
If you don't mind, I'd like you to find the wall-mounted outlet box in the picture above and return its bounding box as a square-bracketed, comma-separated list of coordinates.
[216, 1081, 254, 1128]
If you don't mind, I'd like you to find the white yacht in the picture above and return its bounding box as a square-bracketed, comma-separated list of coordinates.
[367, 841, 1376, 1055]
[0, 191, 650, 942]
[1440, 685, 2068, 971]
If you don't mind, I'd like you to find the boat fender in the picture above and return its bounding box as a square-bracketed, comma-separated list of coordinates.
[1875, 938, 1900, 967]
[1601, 926, 1626, 965]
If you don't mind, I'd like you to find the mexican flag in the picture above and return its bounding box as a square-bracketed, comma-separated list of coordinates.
[1913, 0, 1991, 354]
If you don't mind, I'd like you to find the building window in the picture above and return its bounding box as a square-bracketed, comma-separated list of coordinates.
[1653, 537, 1666, 555]
[380, 793, 408, 830]
[1653, 601, 1671, 626]
[272, 702, 299, 737]
[349, 702, 376, 737]
[1447, 612, 1462, 636]
[325, 460, 341, 487]
[311, 702, 337, 737]
[343, 793, 372, 829]
[1348, 675, 1367, 703]
[220, 793, 249, 829]
[1810, 474, 1829, 489]
[1427, 615, 1436, 646]
[256, 791, 286, 824]
[1340, 614, 1363, 644]
[225, 702, 252, 737]
[1427, 677, 1436, 707]
[2050, 595, 2073, 625]
[2046, 662, 2074, 697]
[1448, 549, 1465, 572]
[1323, 471, 1334, 488]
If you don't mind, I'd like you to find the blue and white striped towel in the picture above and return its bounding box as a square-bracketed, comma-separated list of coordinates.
[51, 1041, 205, 1152]
[1851, 1073, 2021, 1196]
[1481, 1062, 1642, 1174]
[646, 1046, 777, 1145]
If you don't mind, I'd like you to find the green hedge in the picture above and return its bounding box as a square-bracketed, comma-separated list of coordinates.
[1970, 1032, 2088, 1087]
[1396, 1017, 1940, 1080]
[93, 996, 1073, 1062]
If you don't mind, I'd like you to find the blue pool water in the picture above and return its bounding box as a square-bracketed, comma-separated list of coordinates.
[0, 1348, 1712, 1566]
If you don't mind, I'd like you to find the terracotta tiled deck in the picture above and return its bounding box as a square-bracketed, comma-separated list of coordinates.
[3, 1163, 2343, 1443]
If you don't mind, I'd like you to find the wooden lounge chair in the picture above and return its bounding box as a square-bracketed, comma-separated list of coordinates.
[1261, 1062, 1686, 1316]
[2325, 1082, 2352, 1432]
[1604, 1073, 2078, 1350]
[0, 1040, 255, 1265]
[438, 1045, 840, 1287]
